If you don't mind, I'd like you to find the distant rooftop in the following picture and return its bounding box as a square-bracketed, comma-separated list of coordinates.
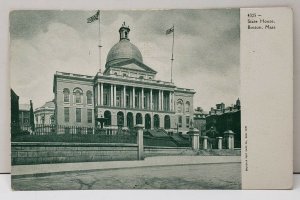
[19, 104, 30, 111]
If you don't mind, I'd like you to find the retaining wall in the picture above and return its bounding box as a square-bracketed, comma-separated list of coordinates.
[12, 142, 138, 165]
[144, 146, 241, 157]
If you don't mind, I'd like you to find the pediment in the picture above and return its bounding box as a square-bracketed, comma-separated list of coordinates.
[108, 59, 157, 74]
[118, 63, 147, 71]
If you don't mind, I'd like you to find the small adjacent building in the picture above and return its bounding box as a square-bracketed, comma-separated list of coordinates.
[205, 98, 241, 148]
[34, 100, 55, 125]
[11, 89, 19, 126]
[19, 103, 31, 128]
[193, 107, 208, 135]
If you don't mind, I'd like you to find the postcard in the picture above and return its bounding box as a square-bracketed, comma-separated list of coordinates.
[10, 7, 293, 190]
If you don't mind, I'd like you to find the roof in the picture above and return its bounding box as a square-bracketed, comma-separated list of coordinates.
[106, 39, 143, 67]
[35, 100, 55, 112]
[19, 104, 30, 111]
[41, 101, 55, 109]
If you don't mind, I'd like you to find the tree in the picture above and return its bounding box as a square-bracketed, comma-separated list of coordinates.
[30, 100, 35, 132]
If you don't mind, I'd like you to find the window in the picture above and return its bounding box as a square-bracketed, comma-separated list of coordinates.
[86, 91, 93, 105]
[50, 115, 55, 124]
[178, 115, 182, 128]
[185, 101, 190, 113]
[24, 118, 29, 124]
[76, 108, 81, 123]
[135, 94, 139, 108]
[126, 94, 130, 108]
[87, 109, 93, 123]
[103, 87, 109, 106]
[64, 107, 70, 122]
[186, 116, 190, 128]
[63, 88, 70, 103]
[41, 116, 45, 124]
[177, 100, 183, 113]
[116, 96, 120, 107]
[73, 88, 83, 104]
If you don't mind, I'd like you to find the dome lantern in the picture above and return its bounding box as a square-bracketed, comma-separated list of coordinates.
[119, 22, 130, 41]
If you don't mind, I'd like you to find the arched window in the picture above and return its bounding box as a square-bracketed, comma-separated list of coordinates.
[73, 88, 83, 104]
[117, 111, 124, 126]
[127, 112, 134, 129]
[86, 90, 93, 105]
[164, 115, 171, 129]
[185, 101, 190, 113]
[177, 99, 183, 113]
[136, 113, 143, 125]
[63, 88, 70, 103]
[145, 114, 151, 129]
[104, 110, 111, 126]
[154, 114, 160, 129]
[41, 116, 45, 124]
[50, 115, 55, 124]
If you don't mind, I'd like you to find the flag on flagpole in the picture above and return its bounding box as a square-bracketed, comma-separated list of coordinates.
[87, 10, 100, 23]
[166, 26, 174, 35]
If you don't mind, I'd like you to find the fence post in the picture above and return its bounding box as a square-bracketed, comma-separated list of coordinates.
[216, 137, 223, 150]
[224, 130, 235, 149]
[135, 124, 144, 160]
[188, 128, 200, 150]
[202, 136, 208, 150]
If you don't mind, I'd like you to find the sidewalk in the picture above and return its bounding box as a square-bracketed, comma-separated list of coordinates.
[12, 156, 241, 177]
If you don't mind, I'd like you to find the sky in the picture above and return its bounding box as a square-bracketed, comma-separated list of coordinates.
[10, 9, 240, 111]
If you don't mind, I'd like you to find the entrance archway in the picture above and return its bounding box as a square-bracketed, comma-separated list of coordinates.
[117, 111, 124, 126]
[154, 114, 160, 129]
[104, 110, 111, 126]
[145, 114, 151, 129]
[164, 115, 171, 129]
[127, 112, 134, 129]
[136, 113, 143, 125]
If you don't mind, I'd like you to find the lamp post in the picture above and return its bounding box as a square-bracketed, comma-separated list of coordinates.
[96, 115, 106, 129]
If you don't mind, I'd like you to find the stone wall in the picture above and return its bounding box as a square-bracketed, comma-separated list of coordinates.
[144, 146, 241, 157]
[12, 142, 138, 165]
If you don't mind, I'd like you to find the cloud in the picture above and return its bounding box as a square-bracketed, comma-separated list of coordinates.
[10, 9, 240, 110]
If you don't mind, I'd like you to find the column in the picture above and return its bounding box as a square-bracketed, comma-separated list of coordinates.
[161, 90, 164, 111]
[141, 88, 144, 109]
[110, 84, 113, 106]
[136, 124, 144, 160]
[97, 83, 100, 106]
[124, 111, 127, 128]
[150, 89, 153, 110]
[100, 83, 103, 106]
[132, 87, 135, 108]
[123, 86, 126, 108]
[158, 90, 161, 110]
[114, 85, 117, 106]
[169, 91, 172, 112]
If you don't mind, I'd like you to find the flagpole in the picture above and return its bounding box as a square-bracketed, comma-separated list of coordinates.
[171, 25, 175, 83]
[98, 10, 102, 73]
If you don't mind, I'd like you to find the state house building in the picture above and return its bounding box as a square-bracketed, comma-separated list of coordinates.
[53, 23, 195, 133]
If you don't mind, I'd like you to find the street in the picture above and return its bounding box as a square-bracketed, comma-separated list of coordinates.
[12, 163, 241, 190]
